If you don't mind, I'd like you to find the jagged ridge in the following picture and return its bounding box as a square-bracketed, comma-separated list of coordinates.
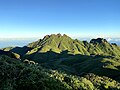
[27, 34, 120, 57]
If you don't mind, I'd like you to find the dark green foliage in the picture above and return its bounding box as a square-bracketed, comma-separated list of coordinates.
[0, 55, 120, 90]
[0, 55, 67, 90]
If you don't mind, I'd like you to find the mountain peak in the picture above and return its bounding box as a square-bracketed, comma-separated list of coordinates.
[43, 35, 50, 40]
[43, 33, 70, 39]
[28, 34, 72, 50]
[90, 38, 108, 44]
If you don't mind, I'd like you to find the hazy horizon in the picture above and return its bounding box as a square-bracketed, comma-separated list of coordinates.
[0, 35, 120, 48]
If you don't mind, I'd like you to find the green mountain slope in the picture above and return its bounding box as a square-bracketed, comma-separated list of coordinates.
[27, 34, 120, 56]
[22, 34, 120, 63]
[0, 55, 120, 90]
[3, 34, 120, 58]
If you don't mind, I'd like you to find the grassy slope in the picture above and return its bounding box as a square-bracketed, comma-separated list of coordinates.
[27, 34, 120, 57]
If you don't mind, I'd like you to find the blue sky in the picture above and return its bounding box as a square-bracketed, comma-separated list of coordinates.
[0, 0, 120, 38]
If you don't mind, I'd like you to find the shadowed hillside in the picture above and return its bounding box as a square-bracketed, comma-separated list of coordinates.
[0, 50, 20, 59]
[0, 55, 120, 90]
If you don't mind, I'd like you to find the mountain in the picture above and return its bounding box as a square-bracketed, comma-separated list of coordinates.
[24, 34, 120, 80]
[1, 34, 120, 90]
[27, 34, 120, 56]
[27, 34, 83, 54]
[22, 34, 120, 62]
[2, 34, 120, 57]
[2, 34, 120, 71]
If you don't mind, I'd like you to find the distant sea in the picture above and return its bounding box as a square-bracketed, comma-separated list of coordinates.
[0, 38, 120, 49]
[110, 41, 120, 46]
[108, 38, 120, 46]
[0, 38, 38, 48]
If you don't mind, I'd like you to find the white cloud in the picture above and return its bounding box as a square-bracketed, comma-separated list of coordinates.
[107, 38, 112, 41]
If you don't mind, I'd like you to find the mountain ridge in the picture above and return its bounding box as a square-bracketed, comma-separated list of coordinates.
[1, 34, 120, 61]
[26, 34, 120, 57]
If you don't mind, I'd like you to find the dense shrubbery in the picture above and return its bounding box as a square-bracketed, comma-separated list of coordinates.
[0, 55, 120, 90]
[0, 55, 66, 90]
